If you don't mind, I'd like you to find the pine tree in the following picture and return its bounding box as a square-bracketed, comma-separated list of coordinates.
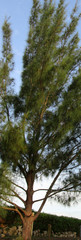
[0, 17, 14, 217]
[0, 17, 14, 127]
[0, 1, 81, 240]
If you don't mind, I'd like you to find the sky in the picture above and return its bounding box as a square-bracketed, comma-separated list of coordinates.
[0, 0, 81, 220]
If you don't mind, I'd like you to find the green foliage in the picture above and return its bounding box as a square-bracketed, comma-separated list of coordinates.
[0, 17, 14, 132]
[5, 210, 22, 227]
[1, 122, 26, 167]
[34, 212, 81, 236]
[16, 237, 23, 240]
[1, 210, 81, 236]
[0, 162, 14, 205]
[0, 206, 7, 218]
[1, 17, 14, 91]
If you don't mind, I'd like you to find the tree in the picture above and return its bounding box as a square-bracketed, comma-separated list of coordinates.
[0, 17, 14, 217]
[0, 17, 14, 131]
[0, 0, 81, 240]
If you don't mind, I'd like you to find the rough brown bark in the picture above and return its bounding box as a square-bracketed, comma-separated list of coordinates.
[22, 171, 34, 240]
[22, 216, 34, 240]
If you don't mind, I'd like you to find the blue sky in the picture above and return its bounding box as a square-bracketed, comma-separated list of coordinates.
[0, 0, 32, 91]
[0, 0, 81, 219]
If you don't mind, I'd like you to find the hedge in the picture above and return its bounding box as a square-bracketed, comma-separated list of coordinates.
[34, 213, 81, 236]
[0, 209, 81, 236]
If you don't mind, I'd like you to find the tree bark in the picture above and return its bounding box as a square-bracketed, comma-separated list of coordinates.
[22, 216, 34, 240]
[22, 171, 34, 240]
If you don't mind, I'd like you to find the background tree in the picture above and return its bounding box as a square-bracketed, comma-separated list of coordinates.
[0, 17, 14, 214]
[0, 17, 14, 130]
[0, 0, 81, 240]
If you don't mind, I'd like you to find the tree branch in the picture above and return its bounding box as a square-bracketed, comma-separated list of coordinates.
[33, 168, 63, 220]
[10, 180, 26, 192]
[1, 203, 24, 223]
[33, 180, 81, 204]
[18, 163, 27, 179]
[33, 188, 48, 193]
[34, 151, 80, 221]
[1, 196, 26, 216]
[12, 189, 25, 204]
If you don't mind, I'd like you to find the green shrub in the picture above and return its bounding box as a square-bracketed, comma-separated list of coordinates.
[16, 237, 23, 240]
[34, 212, 81, 236]
[5, 210, 22, 227]
[1, 208, 81, 236]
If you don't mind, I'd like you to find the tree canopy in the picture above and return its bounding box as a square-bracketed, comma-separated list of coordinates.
[0, 1, 81, 239]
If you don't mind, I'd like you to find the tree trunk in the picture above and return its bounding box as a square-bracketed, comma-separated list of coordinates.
[22, 216, 34, 240]
[22, 171, 34, 240]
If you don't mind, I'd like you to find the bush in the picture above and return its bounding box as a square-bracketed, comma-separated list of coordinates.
[16, 237, 23, 240]
[1, 209, 81, 236]
[5, 210, 22, 227]
[34, 212, 81, 236]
